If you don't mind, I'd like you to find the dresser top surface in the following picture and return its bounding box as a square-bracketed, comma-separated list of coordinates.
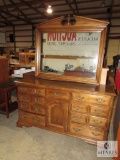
[15, 77, 116, 96]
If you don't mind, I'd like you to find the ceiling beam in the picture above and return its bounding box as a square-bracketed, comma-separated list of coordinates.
[9, 0, 33, 25]
[19, 0, 49, 20]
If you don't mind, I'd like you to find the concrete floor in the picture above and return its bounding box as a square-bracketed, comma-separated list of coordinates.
[0, 110, 112, 160]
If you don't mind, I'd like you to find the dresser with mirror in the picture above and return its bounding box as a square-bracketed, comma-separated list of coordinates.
[15, 15, 116, 145]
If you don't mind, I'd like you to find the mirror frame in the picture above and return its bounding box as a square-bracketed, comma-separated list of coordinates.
[35, 16, 109, 85]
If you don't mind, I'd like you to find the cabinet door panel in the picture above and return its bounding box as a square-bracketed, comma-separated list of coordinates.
[46, 100, 68, 132]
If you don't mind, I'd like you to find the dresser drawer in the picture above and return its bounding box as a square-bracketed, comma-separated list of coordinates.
[19, 110, 45, 127]
[70, 112, 87, 124]
[18, 86, 45, 97]
[72, 92, 110, 105]
[88, 116, 107, 128]
[46, 89, 69, 100]
[71, 101, 88, 114]
[70, 123, 104, 140]
[18, 93, 31, 102]
[31, 104, 45, 115]
[90, 105, 109, 118]
[30, 88, 45, 97]
[32, 96, 45, 105]
[19, 102, 30, 112]
[18, 86, 29, 93]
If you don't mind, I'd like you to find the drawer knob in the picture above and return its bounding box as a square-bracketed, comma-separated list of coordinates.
[54, 92, 60, 96]
[92, 131, 100, 136]
[96, 98, 105, 103]
[20, 96, 27, 100]
[21, 104, 28, 109]
[73, 116, 83, 119]
[34, 118, 40, 122]
[35, 98, 40, 102]
[76, 97, 84, 101]
[35, 107, 40, 111]
[20, 87, 26, 91]
[22, 115, 26, 119]
[73, 127, 81, 132]
[93, 119, 102, 124]
[74, 106, 83, 110]
[35, 89, 41, 93]
[94, 109, 103, 114]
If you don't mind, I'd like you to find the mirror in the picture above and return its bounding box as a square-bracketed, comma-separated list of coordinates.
[35, 16, 109, 84]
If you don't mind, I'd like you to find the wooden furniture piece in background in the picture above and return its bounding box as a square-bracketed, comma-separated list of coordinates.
[0, 82, 17, 118]
[19, 52, 35, 66]
[0, 57, 17, 118]
[9, 52, 35, 71]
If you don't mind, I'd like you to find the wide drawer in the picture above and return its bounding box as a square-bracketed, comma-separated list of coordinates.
[72, 92, 111, 105]
[19, 110, 45, 127]
[46, 89, 69, 100]
[18, 86, 45, 97]
[70, 122, 105, 140]
[71, 101, 88, 114]
[70, 112, 87, 124]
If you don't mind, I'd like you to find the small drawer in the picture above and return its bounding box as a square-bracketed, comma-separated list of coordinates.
[18, 86, 29, 93]
[31, 104, 45, 115]
[90, 105, 109, 118]
[30, 88, 45, 97]
[70, 122, 104, 140]
[88, 116, 107, 128]
[46, 89, 69, 100]
[19, 110, 45, 127]
[72, 92, 110, 105]
[71, 101, 88, 114]
[18, 93, 30, 102]
[32, 96, 45, 105]
[70, 112, 87, 124]
[19, 102, 30, 112]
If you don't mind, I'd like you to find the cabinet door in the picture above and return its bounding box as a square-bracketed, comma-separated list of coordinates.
[46, 100, 69, 132]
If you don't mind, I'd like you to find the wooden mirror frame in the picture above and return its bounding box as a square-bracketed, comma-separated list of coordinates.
[35, 16, 109, 85]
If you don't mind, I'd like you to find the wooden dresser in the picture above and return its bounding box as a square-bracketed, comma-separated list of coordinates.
[16, 77, 116, 144]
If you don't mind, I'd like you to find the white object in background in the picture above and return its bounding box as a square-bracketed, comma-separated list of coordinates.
[31, 67, 35, 71]
[14, 69, 20, 75]
[100, 68, 109, 85]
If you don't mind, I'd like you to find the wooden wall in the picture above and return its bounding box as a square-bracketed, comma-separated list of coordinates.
[2, 23, 120, 66]
[5, 25, 35, 53]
